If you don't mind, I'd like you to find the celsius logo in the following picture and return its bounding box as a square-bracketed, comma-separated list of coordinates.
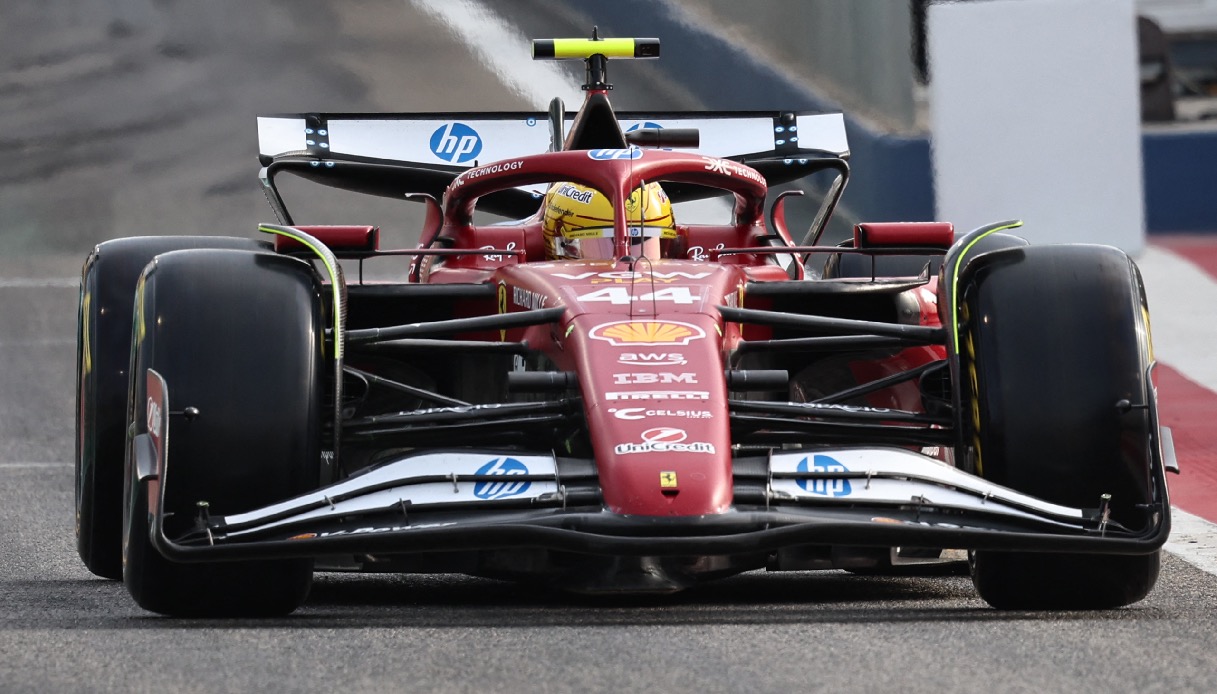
[430, 122, 482, 164]
[588, 147, 643, 161]
[473, 457, 531, 500]
[626, 121, 663, 132]
[796, 455, 852, 497]
[609, 407, 712, 421]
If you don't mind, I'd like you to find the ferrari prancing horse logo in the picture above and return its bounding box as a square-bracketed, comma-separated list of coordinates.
[659, 471, 678, 488]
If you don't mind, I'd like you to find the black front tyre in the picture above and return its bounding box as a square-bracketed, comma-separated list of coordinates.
[123, 249, 323, 617]
[959, 244, 1162, 610]
[969, 552, 1159, 611]
[76, 236, 268, 580]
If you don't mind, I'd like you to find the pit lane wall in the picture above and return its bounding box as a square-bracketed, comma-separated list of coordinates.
[929, 0, 1144, 250]
[558, 0, 1216, 244]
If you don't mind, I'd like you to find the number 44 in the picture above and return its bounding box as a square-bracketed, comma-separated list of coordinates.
[577, 287, 698, 305]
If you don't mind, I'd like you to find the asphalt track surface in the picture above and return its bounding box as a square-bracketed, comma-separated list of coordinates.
[4, 2, 1217, 692]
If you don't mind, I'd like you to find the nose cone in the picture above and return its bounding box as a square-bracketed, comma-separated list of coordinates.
[572, 314, 733, 516]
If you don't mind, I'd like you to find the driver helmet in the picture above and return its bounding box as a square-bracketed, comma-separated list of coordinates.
[541, 181, 676, 260]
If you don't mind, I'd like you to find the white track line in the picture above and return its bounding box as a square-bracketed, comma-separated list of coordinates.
[409, 0, 583, 110]
[1165, 507, 1217, 576]
[406, 0, 730, 225]
[1137, 245, 1217, 577]
[0, 277, 78, 288]
[0, 462, 73, 469]
[0, 338, 75, 347]
[1135, 246, 1217, 392]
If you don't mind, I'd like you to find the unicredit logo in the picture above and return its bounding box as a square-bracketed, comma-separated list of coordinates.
[642, 427, 686, 443]
[614, 427, 715, 455]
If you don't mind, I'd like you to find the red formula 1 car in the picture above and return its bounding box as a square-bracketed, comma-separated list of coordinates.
[75, 35, 1173, 616]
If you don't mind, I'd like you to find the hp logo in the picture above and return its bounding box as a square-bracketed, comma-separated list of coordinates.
[430, 122, 482, 164]
[588, 147, 644, 161]
[626, 121, 663, 132]
[796, 455, 853, 497]
[473, 457, 531, 500]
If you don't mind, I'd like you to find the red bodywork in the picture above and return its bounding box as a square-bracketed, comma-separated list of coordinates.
[410, 148, 946, 518]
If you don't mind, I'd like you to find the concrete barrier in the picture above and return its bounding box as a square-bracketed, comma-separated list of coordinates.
[929, 0, 1145, 251]
[553, 0, 1214, 236]
[1144, 126, 1217, 232]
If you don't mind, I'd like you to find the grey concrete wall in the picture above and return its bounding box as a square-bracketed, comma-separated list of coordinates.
[677, 0, 918, 130]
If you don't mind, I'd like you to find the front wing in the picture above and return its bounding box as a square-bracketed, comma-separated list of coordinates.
[134, 372, 1171, 564]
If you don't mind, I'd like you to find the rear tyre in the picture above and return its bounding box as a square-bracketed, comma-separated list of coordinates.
[959, 245, 1161, 610]
[76, 236, 268, 580]
[123, 249, 323, 616]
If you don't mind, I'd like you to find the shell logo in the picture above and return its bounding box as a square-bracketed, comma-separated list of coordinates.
[589, 320, 707, 346]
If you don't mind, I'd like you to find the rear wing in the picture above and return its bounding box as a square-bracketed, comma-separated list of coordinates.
[257, 32, 852, 223]
[257, 111, 849, 167]
[256, 111, 849, 223]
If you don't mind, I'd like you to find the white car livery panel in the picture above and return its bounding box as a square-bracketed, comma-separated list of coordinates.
[222, 452, 560, 537]
[768, 448, 1087, 524]
[256, 112, 849, 163]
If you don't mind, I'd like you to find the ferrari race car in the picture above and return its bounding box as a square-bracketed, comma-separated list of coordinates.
[76, 35, 1174, 616]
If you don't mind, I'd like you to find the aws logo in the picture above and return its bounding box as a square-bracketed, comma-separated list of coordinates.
[430, 122, 482, 164]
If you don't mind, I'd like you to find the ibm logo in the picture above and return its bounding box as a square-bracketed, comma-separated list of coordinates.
[429, 122, 483, 164]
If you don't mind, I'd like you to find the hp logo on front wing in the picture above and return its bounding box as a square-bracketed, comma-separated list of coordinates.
[796, 455, 853, 497]
[473, 457, 531, 500]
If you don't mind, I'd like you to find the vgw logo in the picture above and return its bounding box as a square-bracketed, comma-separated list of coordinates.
[796, 455, 852, 497]
[430, 122, 482, 164]
[473, 457, 531, 500]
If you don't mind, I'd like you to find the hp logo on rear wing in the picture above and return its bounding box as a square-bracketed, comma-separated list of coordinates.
[430, 122, 483, 164]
